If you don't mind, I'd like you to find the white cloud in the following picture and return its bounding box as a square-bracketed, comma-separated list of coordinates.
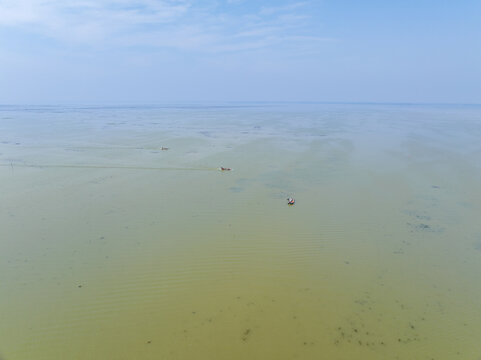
[259, 2, 308, 16]
[0, 0, 190, 25]
[0, 0, 190, 41]
[0, 0, 328, 53]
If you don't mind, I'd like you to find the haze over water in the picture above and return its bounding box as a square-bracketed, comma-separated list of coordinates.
[1, 103, 481, 359]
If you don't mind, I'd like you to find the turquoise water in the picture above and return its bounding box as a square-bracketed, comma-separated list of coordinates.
[1, 103, 481, 359]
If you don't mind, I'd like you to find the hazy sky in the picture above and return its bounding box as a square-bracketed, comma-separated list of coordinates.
[0, 0, 480, 103]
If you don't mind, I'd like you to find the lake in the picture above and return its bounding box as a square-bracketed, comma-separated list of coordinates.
[1, 103, 481, 359]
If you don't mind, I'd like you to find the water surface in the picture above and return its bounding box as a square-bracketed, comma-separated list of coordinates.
[1, 103, 481, 359]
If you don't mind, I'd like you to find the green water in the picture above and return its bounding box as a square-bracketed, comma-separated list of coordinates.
[1, 104, 481, 359]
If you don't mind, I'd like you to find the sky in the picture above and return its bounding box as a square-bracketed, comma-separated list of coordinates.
[0, 0, 480, 104]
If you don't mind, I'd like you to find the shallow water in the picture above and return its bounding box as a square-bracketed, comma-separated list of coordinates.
[1, 103, 481, 359]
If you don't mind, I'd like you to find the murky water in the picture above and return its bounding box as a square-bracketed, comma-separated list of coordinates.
[1, 103, 481, 359]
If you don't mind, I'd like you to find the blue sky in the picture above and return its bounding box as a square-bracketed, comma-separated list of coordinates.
[0, 0, 480, 103]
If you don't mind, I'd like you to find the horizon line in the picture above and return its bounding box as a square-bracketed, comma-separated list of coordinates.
[1, 101, 480, 107]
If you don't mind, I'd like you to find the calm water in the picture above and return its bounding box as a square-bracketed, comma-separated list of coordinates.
[1, 103, 481, 359]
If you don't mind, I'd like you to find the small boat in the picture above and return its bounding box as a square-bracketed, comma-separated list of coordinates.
[220, 167, 232, 171]
[287, 197, 295, 205]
